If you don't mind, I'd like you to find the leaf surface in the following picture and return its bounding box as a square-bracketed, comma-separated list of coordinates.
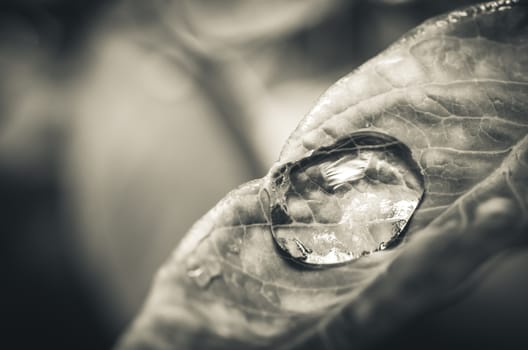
[118, 1, 528, 349]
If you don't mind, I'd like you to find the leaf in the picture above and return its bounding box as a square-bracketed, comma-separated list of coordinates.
[117, 1, 528, 349]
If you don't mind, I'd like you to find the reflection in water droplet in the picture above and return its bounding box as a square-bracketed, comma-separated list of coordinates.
[186, 258, 223, 288]
[269, 131, 424, 267]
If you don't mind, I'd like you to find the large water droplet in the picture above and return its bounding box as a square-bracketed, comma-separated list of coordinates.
[269, 131, 424, 267]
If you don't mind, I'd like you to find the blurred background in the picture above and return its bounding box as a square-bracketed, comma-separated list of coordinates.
[1, 0, 527, 349]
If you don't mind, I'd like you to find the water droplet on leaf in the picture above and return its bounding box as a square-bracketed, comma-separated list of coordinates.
[269, 131, 424, 267]
[227, 242, 241, 255]
[186, 258, 222, 287]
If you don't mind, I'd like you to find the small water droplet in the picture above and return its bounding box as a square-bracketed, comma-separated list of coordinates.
[187, 267, 211, 287]
[186, 258, 222, 287]
[261, 284, 281, 306]
[227, 243, 240, 254]
[268, 131, 424, 267]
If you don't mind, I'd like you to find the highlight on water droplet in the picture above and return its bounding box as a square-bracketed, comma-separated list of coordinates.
[268, 131, 424, 267]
